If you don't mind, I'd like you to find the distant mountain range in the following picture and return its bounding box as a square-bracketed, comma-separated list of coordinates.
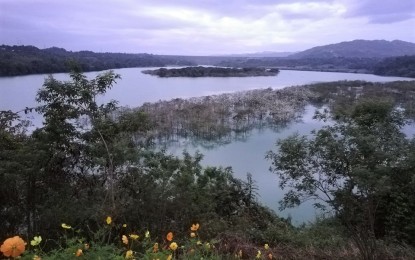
[215, 40, 415, 78]
[1, 40, 414, 77]
[289, 40, 415, 59]
[221, 40, 415, 59]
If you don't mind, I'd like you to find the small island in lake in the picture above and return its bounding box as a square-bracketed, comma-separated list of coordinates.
[142, 66, 279, 77]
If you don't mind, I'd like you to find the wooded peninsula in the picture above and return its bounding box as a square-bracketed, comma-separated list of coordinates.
[142, 66, 280, 77]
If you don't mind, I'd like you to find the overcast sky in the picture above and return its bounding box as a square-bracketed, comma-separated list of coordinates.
[1, 0, 414, 55]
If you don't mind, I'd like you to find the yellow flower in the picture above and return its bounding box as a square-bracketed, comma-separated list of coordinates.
[205, 242, 211, 249]
[169, 242, 178, 251]
[129, 234, 139, 240]
[61, 223, 71, 229]
[153, 243, 159, 253]
[196, 240, 202, 245]
[268, 253, 273, 259]
[166, 232, 173, 242]
[256, 250, 262, 259]
[122, 224, 127, 228]
[122, 235, 128, 245]
[145, 230, 150, 238]
[0, 236, 26, 258]
[30, 236, 42, 246]
[84, 243, 90, 250]
[190, 223, 200, 231]
[264, 243, 269, 250]
[33, 255, 42, 260]
[106, 216, 112, 225]
[190, 232, 196, 238]
[125, 250, 133, 259]
[167, 255, 172, 260]
[75, 249, 83, 257]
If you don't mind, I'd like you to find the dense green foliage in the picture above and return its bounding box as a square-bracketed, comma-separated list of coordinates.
[142, 66, 279, 77]
[267, 98, 415, 259]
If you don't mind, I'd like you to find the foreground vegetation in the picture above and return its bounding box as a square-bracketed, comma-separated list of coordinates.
[1, 69, 415, 259]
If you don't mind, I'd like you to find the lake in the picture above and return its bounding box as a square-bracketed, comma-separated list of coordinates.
[1, 68, 413, 224]
[164, 105, 325, 224]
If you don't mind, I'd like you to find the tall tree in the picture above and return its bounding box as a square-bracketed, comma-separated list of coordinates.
[267, 99, 415, 259]
[0, 111, 32, 237]
[27, 69, 121, 237]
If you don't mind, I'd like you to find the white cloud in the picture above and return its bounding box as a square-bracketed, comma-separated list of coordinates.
[0, 0, 413, 54]
[273, 2, 347, 19]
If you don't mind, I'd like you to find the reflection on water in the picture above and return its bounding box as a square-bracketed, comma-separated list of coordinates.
[143, 86, 310, 150]
[165, 105, 326, 225]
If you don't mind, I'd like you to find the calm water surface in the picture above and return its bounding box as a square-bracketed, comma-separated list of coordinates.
[1, 68, 413, 224]
[1, 67, 412, 112]
[165, 105, 324, 224]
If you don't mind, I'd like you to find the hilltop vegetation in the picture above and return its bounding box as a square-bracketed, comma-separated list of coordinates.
[288, 40, 415, 59]
[217, 40, 415, 77]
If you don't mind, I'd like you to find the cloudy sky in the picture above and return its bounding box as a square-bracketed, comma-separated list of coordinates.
[1, 0, 414, 55]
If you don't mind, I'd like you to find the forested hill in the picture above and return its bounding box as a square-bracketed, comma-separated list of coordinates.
[0, 45, 195, 76]
[214, 41, 415, 78]
[213, 40, 415, 78]
[289, 40, 415, 59]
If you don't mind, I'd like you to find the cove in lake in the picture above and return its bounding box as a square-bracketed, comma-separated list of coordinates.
[1, 68, 413, 224]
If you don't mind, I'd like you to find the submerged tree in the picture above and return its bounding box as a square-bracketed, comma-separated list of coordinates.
[267, 99, 415, 259]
